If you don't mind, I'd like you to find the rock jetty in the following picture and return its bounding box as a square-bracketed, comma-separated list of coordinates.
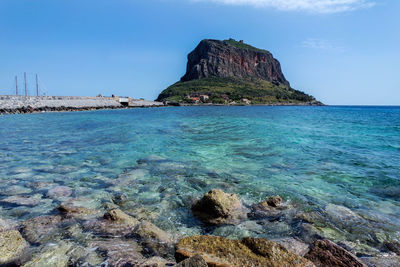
[0, 95, 164, 115]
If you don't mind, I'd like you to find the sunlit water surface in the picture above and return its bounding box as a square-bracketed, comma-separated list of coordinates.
[1, 106, 399, 249]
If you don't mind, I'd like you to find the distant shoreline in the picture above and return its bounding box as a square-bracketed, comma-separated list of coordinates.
[0, 102, 327, 115]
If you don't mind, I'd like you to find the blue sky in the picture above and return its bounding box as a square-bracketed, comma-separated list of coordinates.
[0, 0, 399, 105]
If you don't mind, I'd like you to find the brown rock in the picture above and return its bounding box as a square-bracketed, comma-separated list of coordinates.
[175, 235, 314, 267]
[305, 239, 366, 267]
[177, 254, 208, 267]
[266, 195, 283, 207]
[0, 230, 29, 265]
[192, 189, 248, 225]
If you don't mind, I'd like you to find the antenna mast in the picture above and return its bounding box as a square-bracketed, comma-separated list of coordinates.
[24, 72, 27, 96]
[15, 76, 18, 95]
[36, 74, 39, 96]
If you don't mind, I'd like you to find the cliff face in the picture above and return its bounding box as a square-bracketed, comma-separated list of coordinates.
[181, 39, 290, 87]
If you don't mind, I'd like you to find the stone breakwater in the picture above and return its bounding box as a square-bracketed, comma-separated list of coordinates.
[0, 95, 164, 114]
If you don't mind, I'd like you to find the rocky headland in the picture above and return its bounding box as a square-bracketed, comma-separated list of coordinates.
[157, 39, 322, 105]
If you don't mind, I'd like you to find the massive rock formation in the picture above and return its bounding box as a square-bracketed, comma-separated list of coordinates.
[181, 39, 290, 87]
[157, 39, 321, 105]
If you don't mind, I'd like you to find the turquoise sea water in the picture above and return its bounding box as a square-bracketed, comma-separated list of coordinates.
[1, 106, 399, 250]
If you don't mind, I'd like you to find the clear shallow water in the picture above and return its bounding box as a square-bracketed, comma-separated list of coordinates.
[1, 106, 400, 249]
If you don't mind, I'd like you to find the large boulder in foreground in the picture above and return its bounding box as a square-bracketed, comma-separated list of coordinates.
[305, 239, 366, 267]
[191, 189, 248, 225]
[175, 235, 314, 267]
[0, 230, 29, 265]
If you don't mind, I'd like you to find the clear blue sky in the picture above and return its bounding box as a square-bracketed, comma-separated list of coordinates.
[0, 0, 399, 105]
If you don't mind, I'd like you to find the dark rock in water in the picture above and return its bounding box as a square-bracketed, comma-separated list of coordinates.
[112, 192, 128, 205]
[0, 230, 29, 265]
[370, 186, 400, 201]
[191, 189, 248, 225]
[305, 239, 366, 267]
[89, 238, 144, 266]
[266, 195, 283, 207]
[132, 221, 175, 259]
[176, 254, 208, 267]
[384, 241, 400, 255]
[20, 215, 62, 244]
[175, 235, 314, 267]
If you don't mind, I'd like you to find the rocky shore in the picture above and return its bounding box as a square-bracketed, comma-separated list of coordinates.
[0, 95, 164, 115]
[1, 187, 398, 266]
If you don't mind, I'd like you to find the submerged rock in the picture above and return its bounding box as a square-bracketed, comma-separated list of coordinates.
[360, 254, 400, 267]
[46, 186, 73, 199]
[0, 218, 18, 232]
[1, 195, 41, 206]
[20, 215, 62, 244]
[305, 239, 366, 267]
[132, 221, 175, 258]
[1, 185, 32, 195]
[325, 204, 363, 226]
[89, 238, 144, 266]
[273, 237, 310, 257]
[82, 208, 139, 237]
[57, 202, 99, 218]
[67, 244, 104, 266]
[139, 256, 176, 267]
[175, 235, 314, 267]
[112, 192, 128, 205]
[191, 189, 248, 225]
[103, 208, 140, 227]
[248, 196, 288, 221]
[176, 254, 208, 267]
[0, 230, 29, 265]
[23, 241, 72, 267]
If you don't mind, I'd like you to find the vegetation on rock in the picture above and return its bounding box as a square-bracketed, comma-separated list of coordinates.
[157, 77, 319, 104]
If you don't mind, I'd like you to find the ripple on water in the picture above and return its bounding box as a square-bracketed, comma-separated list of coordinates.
[0, 106, 399, 256]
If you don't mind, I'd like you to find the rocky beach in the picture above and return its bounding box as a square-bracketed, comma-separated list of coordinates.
[1, 183, 398, 266]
